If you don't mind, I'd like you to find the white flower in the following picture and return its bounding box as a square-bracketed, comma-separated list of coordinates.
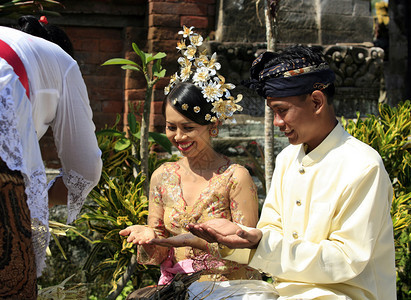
[176, 40, 186, 51]
[164, 73, 180, 95]
[218, 75, 235, 98]
[202, 80, 223, 102]
[206, 53, 221, 75]
[164, 85, 171, 95]
[211, 94, 243, 120]
[184, 45, 197, 60]
[169, 72, 179, 85]
[164, 25, 244, 121]
[195, 50, 209, 68]
[193, 67, 210, 85]
[190, 34, 203, 47]
[178, 25, 194, 38]
[178, 57, 193, 81]
[178, 57, 191, 68]
[180, 65, 192, 82]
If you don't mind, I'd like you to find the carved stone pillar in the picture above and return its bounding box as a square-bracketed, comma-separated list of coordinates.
[324, 44, 385, 118]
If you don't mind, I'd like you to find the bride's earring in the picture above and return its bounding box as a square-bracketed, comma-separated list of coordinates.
[209, 127, 219, 137]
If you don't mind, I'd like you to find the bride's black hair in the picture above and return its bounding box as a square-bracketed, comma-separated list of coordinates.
[163, 82, 217, 125]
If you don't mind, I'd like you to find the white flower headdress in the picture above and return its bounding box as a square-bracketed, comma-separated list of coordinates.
[164, 25, 243, 123]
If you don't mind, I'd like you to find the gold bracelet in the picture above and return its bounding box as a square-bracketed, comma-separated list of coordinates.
[218, 243, 235, 257]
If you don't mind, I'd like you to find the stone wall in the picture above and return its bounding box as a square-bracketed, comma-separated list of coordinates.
[386, 0, 411, 105]
[215, 0, 373, 45]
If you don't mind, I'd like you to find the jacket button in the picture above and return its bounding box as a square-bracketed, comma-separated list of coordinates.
[296, 200, 302, 206]
[299, 167, 305, 174]
[292, 231, 299, 239]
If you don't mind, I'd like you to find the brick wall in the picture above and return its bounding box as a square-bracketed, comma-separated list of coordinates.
[36, 0, 217, 168]
[147, 0, 217, 132]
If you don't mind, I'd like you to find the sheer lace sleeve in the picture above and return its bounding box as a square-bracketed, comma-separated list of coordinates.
[48, 63, 102, 223]
[228, 165, 259, 227]
[136, 166, 169, 265]
[0, 69, 50, 276]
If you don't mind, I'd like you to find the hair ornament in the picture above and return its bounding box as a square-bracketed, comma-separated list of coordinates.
[165, 25, 243, 122]
[39, 16, 48, 25]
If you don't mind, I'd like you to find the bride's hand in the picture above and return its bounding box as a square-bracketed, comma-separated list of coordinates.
[119, 225, 156, 245]
[150, 233, 207, 251]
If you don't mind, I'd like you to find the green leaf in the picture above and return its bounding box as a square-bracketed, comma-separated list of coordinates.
[96, 129, 125, 137]
[127, 113, 138, 134]
[121, 65, 142, 72]
[154, 69, 166, 78]
[50, 232, 68, 260]
[146, 52, 166, 64]
[102, 58, 138, 66]
[114, 138, 131, 151]
[153, 52, 167, 60]
[132, 43, 146, 65]
[148, 132, 172, 154]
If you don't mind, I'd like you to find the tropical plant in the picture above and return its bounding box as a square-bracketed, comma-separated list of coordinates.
[37, 274, 87, 300]
[96, 111, 172, 181]
[342, 100, 411, 299]
[102, 43, 167, 196]
[75, 111, 178, 299]
[78, 170, 153, 292]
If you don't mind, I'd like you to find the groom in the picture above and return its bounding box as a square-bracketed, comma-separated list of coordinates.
[187, 45, 396, 299]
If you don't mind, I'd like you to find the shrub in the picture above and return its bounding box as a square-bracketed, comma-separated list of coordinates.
[75, 112, 178, 298]
[342, 100, 411, 299]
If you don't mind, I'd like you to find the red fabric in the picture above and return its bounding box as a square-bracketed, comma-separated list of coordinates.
[0, 39, 30, 99]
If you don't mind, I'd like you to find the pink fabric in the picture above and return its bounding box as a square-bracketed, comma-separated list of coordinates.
[158, 248, 195, 285]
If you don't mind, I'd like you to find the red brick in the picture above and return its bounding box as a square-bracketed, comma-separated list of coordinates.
[71, 38, 99, 52]
[93, 112, 121, 129]
[95, 65, 124, 77]
[149, 0, 180, 3]
[154, 77, 169, 89]
[180, 16, 208, 28]
[187, 0, 215, 4]
[75, 51, 101, 65]
[149, 2, 207, 16]
[90, 87, 123, 102]
[148, 27, 180, 41]
[125, 75, 147, 89]
[102, 100, 124, 113]
[149, 14, 180, 27]
[148, 39, 179, 54]
[150, 113, 166, 130]
[129, 100, 145, 115]
[207, 5, 216, 16]
[124, 27, 147, 45]
[125, 89, 146, 101]
[124, 50, 139, 61]
[89, 100, 102, 112]
[99, 39, 124, 53]
[153, 88, 168, 101]
[84, 75, 122, 89]
[65, 27, 122, 40]
[151, 100, 165, 114]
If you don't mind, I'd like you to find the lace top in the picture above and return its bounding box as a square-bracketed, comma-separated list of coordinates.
[0, 26, 102, 277]
[137, 161, 261, 282]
